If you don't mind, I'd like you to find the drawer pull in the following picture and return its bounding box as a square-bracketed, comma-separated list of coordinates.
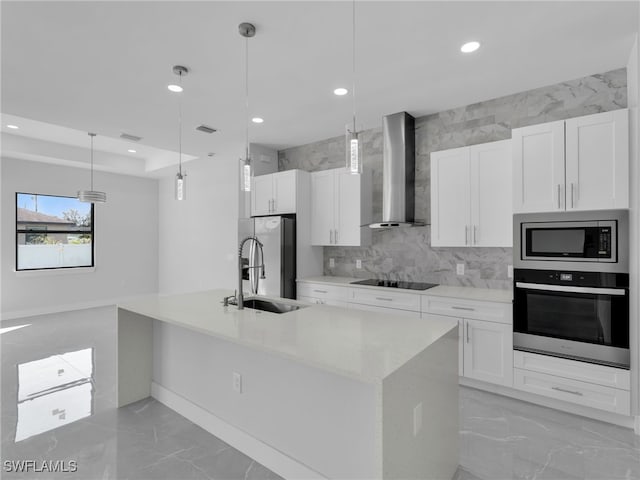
[313, 289, 328, 294]
[375, 297, 394, 302]
[552, 386, 583, 396]
[451, 306, 475, 311]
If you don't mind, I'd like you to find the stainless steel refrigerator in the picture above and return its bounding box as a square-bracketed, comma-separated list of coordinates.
[238, 215, 296, 299]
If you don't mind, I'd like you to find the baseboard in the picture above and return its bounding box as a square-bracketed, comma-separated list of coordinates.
[460, 377, 636, 430]
[0, 294, 152, 321]
[151, 382, 326, 480]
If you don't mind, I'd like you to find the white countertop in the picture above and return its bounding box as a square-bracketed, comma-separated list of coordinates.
[298, 276, 513, 303]
[118, 289, 457, 384]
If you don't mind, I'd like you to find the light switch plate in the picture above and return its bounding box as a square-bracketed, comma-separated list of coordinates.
[329, 258, 335, 268]
[232, 372, 242, 394]
[456, 263, 464, 275]
[356, 259, 362, 269]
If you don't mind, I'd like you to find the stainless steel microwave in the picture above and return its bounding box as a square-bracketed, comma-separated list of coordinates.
[513, 209, 629, 273]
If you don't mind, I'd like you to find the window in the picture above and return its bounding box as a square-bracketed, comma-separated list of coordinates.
[16, 193, 94, 271]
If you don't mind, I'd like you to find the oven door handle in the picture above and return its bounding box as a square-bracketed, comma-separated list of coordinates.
[515, 282, 627, 296]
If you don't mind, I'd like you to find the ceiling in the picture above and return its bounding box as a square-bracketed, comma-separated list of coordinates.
[2, 1, 638, 177]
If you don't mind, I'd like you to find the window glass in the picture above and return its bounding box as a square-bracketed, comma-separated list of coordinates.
[16, 193, 94, 270]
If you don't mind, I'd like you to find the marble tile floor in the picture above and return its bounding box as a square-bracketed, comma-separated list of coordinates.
[1, 306, 639, 480]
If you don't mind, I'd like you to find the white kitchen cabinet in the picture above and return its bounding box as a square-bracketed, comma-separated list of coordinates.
[251, 170, 297, 216]
[297, 282, 349, 307]
[310, 167, 372, 247]
[463, 319, 513, 386]
[431, 140, 512, 247]
[513, 109, 628, 213]
[349, 287, 421, 313]
[422, 295, 513, 387]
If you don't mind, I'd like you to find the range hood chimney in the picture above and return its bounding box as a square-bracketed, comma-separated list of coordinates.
[369, 112, 425, 228]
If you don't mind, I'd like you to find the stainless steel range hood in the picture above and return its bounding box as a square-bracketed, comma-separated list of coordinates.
[369, 111, 425, 228]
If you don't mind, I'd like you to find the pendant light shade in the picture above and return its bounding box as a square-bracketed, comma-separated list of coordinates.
[345, 0, 362, 175]
[78, 133, 107, 203]
[172, 65, 189, 201]
[239, 22, 256, 192]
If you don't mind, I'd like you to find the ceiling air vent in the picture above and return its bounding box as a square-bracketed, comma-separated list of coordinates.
[195, 125, 217, 134]
[120, 133, 142, 142]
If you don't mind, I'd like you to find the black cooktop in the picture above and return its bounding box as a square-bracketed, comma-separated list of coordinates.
[350, 279, 438, 291]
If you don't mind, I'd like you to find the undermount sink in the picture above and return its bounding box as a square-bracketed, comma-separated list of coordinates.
[243, 298, 308, 314]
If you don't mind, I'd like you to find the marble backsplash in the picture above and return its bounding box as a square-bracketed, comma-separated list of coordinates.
[278, 68, 628, 290]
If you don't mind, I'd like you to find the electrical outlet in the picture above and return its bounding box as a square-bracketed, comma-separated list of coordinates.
[456, 263, 465, 275]
[232, 372, 242, 394]
[413, 402, 423, 436]
[507, 264, 513, 279]
[329, 258, 335, 268]
[356, 259, 362, 269]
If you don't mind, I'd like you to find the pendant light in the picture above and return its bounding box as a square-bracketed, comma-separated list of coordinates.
[78, 133, 107, 203]
[172, 65, 189, 201]
[239, 22, 256, 192]
[346, 0, 362, 175]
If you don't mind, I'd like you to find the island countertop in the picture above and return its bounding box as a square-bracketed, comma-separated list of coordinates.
[118, 289, 457, 384]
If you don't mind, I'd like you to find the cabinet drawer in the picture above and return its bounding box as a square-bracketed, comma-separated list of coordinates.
[349, 288, 420, 312]
[513, 368, 630, 415]
[297, 283, 349, 302]
[298, 295, 348, 308]
[421, 296, 511, 324]
[347, 302, 421, 318]
[513, 351, 630, 390]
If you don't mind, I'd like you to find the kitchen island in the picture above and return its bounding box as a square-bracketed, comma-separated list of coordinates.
[118, 290, 459, 479]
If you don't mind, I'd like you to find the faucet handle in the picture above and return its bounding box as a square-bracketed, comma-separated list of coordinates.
[222, 292, 238, 307]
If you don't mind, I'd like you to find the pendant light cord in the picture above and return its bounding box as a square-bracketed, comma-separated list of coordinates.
[178, 72, 183, 176]
[245, 35, 250, 161]
[352, 0, 357, 133]
[90, 134, 94, 190]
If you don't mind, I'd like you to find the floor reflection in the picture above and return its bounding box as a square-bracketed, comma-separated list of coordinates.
[15, 348, 94, 442]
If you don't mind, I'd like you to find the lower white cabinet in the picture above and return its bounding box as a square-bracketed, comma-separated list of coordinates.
[422, 295, 513, 387]
[297, 282, 349, 306]
[349, 287, 420, 313]
[463, 319, 513, 386]
[513, 350, 630, 415]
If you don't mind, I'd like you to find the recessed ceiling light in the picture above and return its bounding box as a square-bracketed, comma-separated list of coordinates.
[334, 88, 348, 96]
[460, 41, 480, 53]
[252, 117, 264, 124]
[127, 149, 137, 153]
[167, 84, 183, 93]
[6, 124, 19, 129]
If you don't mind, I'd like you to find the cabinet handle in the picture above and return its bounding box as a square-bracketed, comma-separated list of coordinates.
[330, 230, 334, 244]
[452, 306, 475, 311]
[335, 230, 339, 244]
[557, 184, 561, 209]
[466, 322, 470, 343]
[375, 297, 394, 302]
[473, 225, 477, 245]
[464, 226, 468, 246]
[272, 198, 276, 212]
[571, 183, 575, 209]
[552, 386, 583, 396]
[313, 289, 328, 294]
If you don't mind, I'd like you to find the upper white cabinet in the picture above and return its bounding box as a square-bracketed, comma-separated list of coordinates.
[251, 170, 298, 216]
[310, 167, 372, 247]
[513, 109, 628, 213]
[431, 139, 512, 247]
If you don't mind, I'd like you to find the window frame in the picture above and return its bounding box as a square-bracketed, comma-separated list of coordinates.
[15, 192, 95, 272]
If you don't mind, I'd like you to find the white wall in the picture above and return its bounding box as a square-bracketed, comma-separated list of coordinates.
[1, 157, 159, 317]
[158, 156, 238, 294]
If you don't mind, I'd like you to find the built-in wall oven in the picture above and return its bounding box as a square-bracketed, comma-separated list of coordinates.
[513, 209, 629, 369]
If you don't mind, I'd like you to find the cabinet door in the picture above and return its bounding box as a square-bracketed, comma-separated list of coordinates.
[512, 121, 565, 213]
[463, 319, 513, 386]
[565, 109, 629, 210]
[272, 170, 297, 214]
[251, 175, 273, 216]
[431, 147, 471, 247]
[470, 140, 512, 247]
[310, 170, 335, 245]
[336, 169, 362, 246]
[423, 313, 463, 376]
